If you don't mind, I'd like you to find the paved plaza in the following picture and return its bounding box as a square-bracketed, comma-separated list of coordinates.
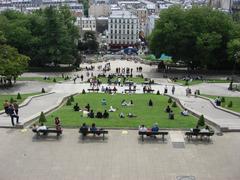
[0, 129, 240, 180]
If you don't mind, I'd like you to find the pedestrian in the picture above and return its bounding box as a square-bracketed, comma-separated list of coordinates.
[172, 85, 175, 95]
[55, 117, 61, 131]
[3, 100, 9, 114]
[13, 101, 19, 115]
[80, 75, 83, 81]
[8, 104, 19, 126]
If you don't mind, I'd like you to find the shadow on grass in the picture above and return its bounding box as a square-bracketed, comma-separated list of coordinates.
[78, 135, 108, 144]
[137, 136, 168, 144]
[31, 134, 63, 142]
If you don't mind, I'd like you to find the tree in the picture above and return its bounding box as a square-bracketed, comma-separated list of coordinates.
[78, 31, 99, 53]
[39, 112, 47, 123]
[149, 6, 240, 70]
[197, 115, 205, 127]
[0, 44, 29, 84]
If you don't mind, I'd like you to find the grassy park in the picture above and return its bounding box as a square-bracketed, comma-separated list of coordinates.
[46, 93, 197, 128]
[174, 79, 231, 86]
[0, 93, 39, 111]
[202, 95, 240, 113]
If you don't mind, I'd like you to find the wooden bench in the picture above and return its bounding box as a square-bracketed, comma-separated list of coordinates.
[143, 89, 155, 93]
[32, 128, 62, 136]
[88, 88, 99, 92]
[138, 131, 169, 142]
[124, 89, 136, 93]
[185, 131, 214, 141]
[79, 129, 108, 140]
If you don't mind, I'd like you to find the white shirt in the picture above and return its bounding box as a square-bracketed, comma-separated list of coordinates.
[139, 127, 147, 132]
[37, 125, 47, 131]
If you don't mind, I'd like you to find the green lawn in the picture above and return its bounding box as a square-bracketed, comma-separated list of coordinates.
[96, 76, 146, 84]
[46, 93, 197, 128]
[202, 95, 240, 113]
[17, 76, 66, 83]
[0, 93, 39, 111]
[175, 79, 231, 86]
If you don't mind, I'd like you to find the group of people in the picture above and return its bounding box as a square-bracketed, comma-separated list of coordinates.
[191, 125, 210, 133]
[139, 123, 159, 134]
[115, 67, 133, 75]
[3, 100, 19, 126]
[80, 123, 103, 135]
[32, 117, 62, 132]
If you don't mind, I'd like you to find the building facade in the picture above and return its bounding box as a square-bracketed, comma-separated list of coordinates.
[107, 10, 139, 49]
[89, 3, 110, 17]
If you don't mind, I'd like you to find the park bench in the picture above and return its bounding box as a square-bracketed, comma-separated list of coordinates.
[124, 89, 136, 93]
[79, 129, 108, 140]
[143, 89, 155, 93]
[88, 88, 99, 92]
[185, 131, 214, 141]
[32, 128, 62, 136]
[138, 131, 169, 142]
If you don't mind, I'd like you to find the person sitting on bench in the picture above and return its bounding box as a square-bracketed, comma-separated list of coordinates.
[165, 105, 171, 113]
[103, 110, 109, 118]
[96, 111, 103, 118]
[181, 109, 189, 116]
[191, 125, 200, 133]
[109, 106, 116, 112]
[139, 125, 147, 132]
[90, 123, 97, 131]
[151, 123, 159, 132]
[80, 123, 88, 136]
[168, 110, 174, 120]
[37, 123, 47, 131]
[73, 103, 80, 111]
[32, 123, 39, 130]
[88, 110, 94, 118]
[200, 125, 210, 133]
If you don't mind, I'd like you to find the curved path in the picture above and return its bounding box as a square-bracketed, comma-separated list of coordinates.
[0, 59, 239, 130]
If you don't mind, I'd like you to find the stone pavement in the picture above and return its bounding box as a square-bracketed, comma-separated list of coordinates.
[0, 129, 240, 180]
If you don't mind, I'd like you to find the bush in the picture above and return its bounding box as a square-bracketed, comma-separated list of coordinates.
[41, 88, 45, 93]
[227, 101, 233, 107]
[70, 95, 74, 102]
[66, 98, 72, 106]
[168, 97, 172, 103]
[39, 112, 47, 123]
[17, 92, 22, 99]
[156, 90, 160, 95]
[10, 97, 14, 103]
[172, 101, 177, 107]
[197, 115, 205, 127]
[185, 80, 189, 86]
[53, 78, 57, 83]
[220, 97, 225, 103]
[82, 89, 86, 94]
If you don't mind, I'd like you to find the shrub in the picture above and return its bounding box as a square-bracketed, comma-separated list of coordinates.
[10, 97, 14, 103]
[185, 80, 189, 86]
[39, 112, 47, 123]
[70, 95, 74, 102]
[220, 97, 225, 103]
[66, 98, 72, 106]
[197, 115, 205, 127]
[41, 88, 45, 93]
[156, 90, 160, 95]
[172, 101, 177, 107]
[82, 89, 86, 94]
[17, 93, 22, 99]
[168, 97, 172, 103]
[53, 78, 57, 83]
[227, 101, 233, 107]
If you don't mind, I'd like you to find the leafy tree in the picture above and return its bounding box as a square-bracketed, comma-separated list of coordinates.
[39, 112, 47, 123]
[149, 6, 240, 70]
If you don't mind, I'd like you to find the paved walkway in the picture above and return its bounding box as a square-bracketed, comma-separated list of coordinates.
[0, 129, 240, 180]
[0, 60, 239, 130]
